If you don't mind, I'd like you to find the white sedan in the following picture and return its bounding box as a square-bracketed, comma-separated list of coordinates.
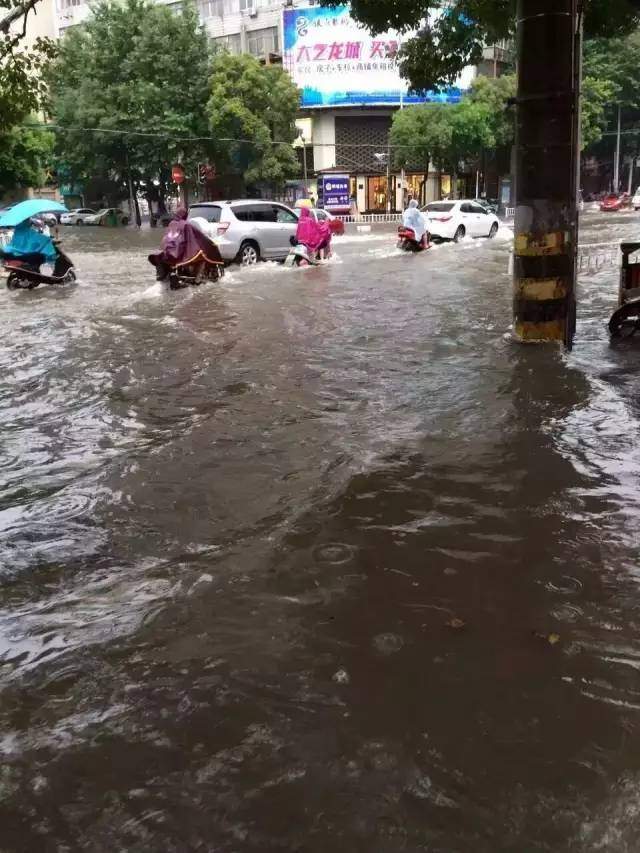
[422, 200, 499, 242]
[60, 208, 96, 226]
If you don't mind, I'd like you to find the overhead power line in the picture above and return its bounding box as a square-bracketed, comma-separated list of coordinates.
[24, 122, 422, 151]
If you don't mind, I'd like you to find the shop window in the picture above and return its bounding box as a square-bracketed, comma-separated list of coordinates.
[367, 176, 389, 212]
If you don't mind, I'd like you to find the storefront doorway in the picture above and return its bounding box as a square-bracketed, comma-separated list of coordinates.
[367, 175, 389, 212]
[404, 173, 427, 206]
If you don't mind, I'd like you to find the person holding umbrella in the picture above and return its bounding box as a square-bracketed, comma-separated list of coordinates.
[0, 200, 68, 272]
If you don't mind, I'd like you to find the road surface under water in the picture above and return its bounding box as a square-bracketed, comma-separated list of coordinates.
[2, 214, 640, 852]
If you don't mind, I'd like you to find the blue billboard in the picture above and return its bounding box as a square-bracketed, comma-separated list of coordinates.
[319, 174, 350, 212]
[283, 5, 472, 109]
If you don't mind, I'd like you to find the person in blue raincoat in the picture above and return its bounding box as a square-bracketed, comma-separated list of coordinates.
[0, 218, 58, 270]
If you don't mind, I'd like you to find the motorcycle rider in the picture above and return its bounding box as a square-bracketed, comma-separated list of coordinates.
[293, 208, 332, 262]
[0, 218, 58, 271]
[148, 208, 222, 282]
[402, 199, 429, 249]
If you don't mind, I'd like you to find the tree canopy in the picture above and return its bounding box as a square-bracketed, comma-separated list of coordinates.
[47, 3, 302, 199]
[321, 0, 640, 93]
[391, 97, 495, 197]
[1, 0, 56, 128]
[0, 121, 53, 194]
[1, 0, 57, 193]
[47, 0, 212, 205]
[207, 53, 300, 186]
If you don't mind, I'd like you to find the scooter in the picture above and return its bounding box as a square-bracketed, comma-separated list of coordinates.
[166, 261, 225, 290]
[284, 238, 331, 268]
[397, 225, 430, 252]
[4, 242, 76, 290]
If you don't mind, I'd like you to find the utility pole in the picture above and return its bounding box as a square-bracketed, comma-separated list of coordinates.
[512, 0, 581, 348]
[614, 104, 622, 191]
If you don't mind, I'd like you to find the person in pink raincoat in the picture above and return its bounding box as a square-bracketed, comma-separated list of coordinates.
[295, 208, 332, 258]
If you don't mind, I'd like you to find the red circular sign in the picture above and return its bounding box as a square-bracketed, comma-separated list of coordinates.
[171, 164, 185, 185]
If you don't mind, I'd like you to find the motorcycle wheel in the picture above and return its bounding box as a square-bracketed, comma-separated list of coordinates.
[169, 272, 181, 290]
[609, 300, 640, 338]
[64, 270, 77, 284]
[6, 272, 21, 290]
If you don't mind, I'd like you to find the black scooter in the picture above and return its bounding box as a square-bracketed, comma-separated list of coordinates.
[4, 242, 76, 290]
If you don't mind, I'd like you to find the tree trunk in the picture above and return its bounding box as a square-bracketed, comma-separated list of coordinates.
[512, 0, 580, 348]
[452, 171, 458, 200]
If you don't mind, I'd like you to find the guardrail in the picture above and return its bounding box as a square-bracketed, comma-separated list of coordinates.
[507, 241, 622, 277]
[336, 213, 403, 224]
[504, 207, 515, 219]
[577, 241, 621, 274]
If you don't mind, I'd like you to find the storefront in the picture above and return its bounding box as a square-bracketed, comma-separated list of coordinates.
[367, 176, 391, 212]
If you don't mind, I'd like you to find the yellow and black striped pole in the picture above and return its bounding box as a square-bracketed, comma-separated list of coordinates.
[513, 0, 580, 348]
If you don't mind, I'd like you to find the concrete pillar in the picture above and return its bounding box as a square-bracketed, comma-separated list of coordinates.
[356, 177, 366, 215]
[313, 113, 336, 172]
[512, 0, 580, 347]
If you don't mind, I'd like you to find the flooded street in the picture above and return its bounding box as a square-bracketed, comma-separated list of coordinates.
[3, 213, 640, 851]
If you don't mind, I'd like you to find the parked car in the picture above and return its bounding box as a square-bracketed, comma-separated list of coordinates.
[187, 200, 300, 265]
[600, 193, 631, 212]
[632, 189, 640, 210]
[293, 207, 345, 236]
[422, 200, 500, 242]
[84, 208, 130, 226]
[60, 208, 97, 226]
[473, 198, 499, 214]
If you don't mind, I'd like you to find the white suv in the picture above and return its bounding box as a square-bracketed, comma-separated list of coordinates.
[422, 200, 500, 242]
[188, 200, 299, 265]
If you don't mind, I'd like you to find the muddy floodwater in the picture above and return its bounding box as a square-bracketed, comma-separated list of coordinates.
[2, 214, 640, 851]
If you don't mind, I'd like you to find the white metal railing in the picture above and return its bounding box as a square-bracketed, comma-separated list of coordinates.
[336, 213, 403, 224]
[507, 242, 622, 277]
[504, 207, 515, 219]
[577, 241, 620, 274]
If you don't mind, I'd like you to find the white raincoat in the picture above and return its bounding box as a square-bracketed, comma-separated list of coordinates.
[402, 200, 427, 242]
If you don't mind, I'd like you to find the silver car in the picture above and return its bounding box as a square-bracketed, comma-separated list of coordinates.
[187, 200, 299, 265]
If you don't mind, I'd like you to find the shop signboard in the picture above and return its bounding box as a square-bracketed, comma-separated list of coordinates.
[319, 174, 350, 212]
[283, 5, 474, 109]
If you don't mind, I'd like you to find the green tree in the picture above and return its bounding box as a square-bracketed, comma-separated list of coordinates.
[1, 1, 56, 195]
[390, 106, 434, 177]
[1, 1, 56, 130]
[581, 75, 619, 150]
[321, 0, 640, 93]
[207, 53, 300, 186]
[391, 99, 494, 198]
[47, 0, 212, 210]
[467, 73, 516, 147]
[0, 120, 53, 193]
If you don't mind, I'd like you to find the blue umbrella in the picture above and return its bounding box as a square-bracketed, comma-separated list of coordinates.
[0, 199, 68, 228]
